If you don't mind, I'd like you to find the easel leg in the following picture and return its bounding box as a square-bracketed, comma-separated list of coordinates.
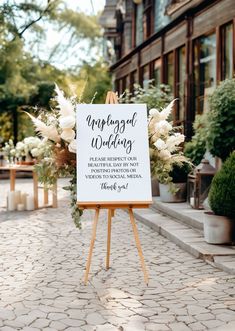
[106, 209, 112, 270]
[129, 208, 149, 285]
[84, 208, 100, 285]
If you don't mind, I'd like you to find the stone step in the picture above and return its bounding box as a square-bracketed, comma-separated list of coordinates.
[133, 208, 235, 275]
[151, 197, 204, 230]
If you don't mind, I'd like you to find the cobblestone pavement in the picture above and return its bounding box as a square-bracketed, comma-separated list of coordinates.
[0, 179, 235, 331]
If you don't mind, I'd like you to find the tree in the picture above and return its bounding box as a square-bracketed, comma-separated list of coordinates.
[0, 0, 111, 142]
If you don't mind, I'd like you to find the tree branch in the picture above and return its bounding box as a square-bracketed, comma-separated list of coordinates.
[13, 0, 54, 40]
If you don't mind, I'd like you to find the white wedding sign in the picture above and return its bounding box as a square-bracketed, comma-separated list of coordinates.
[76, 104, 152, 205]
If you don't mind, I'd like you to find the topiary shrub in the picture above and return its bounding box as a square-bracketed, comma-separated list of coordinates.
[207, 79, 235, 161]
[208, 152, 235, 218]
[184, 114, 207, 165]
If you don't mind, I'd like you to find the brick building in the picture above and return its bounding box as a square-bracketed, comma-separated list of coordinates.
[100, 0, 235, 138]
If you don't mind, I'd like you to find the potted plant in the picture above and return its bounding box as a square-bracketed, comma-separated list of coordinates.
[158, 162, 192, 202]
[207, 79, 235, 164]
[148, 99, 191, 202]
[120, 83, 172, 196]
[204, 152, 235, 244]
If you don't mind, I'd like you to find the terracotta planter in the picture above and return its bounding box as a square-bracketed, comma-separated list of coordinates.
[159, 182, 187, 203]
[151, 178, 160, 196]
[204, 211, 234, 244]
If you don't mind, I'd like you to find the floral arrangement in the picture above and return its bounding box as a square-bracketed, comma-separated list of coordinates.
[26, 84, 85, 228]
[2, 136, 43, 163]
[149, 99, 191, 192]
[2, 139, 15, 163]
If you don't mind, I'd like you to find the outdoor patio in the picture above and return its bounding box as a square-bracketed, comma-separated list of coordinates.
[0, 178, 235, 331]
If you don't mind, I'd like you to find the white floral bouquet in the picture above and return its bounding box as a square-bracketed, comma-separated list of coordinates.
[149, 99, 191, 190]
[27, 84, 77, 156]
[15, 136, 42, 161]
[2, 139, 15, 162]
[26, 84, 89, 228]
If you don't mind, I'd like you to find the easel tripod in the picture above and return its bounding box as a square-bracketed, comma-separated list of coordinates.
[79, 91, 151, 285]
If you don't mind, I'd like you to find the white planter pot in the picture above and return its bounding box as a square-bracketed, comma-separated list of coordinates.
[159, 183, 187, 203]
[204, 212, 234, 244]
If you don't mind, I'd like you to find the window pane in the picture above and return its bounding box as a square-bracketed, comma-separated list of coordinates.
[142, 65, 150, 90]
[130, 71, 137, 93]
[194, 33, 216, 114]
[154, 0, 170, 32]
[136, 3, 143, 46]
[178, 46, 186, 121]
[154, 59, 161, 86]
[166, 52, 174, 92]
[223, 23, 233, 80]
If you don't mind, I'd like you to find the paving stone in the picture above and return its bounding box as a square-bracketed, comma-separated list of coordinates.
[49, 321, 67, 330]
[47, 312, 68, 320]
[0, 178, 235, 331]
[86, 312, 106, 325]
[30, 318, 50, 328]
[168, 322, 191, 330]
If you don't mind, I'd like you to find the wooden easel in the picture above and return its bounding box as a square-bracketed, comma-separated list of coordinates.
[79, 92, 151, 285]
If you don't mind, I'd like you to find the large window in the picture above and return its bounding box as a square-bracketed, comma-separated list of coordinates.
[135, 3, 143, 46]
[154, 58, 161, 86]
[221, 23, 233, 80]
[194, 33, 216, 114]
[142, 64, 150, 89]
[166, 52, 174, 92]
[130, 71, 138, 93]
[154, 0, 170, 32]
[177, 46, 186, 122]
[143, 0, 153, 40]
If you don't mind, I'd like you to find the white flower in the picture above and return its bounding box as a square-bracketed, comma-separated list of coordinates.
[59, 115, 75, 129]
[159, 99, 176, 121]
[68, 139, 77, 154]
[31, 148, 40, 158]
[166, 133, 185, 152]
[55, 83, 75, 117]
[10, 148, 16, 156]
[61, 129, 75, 142]
[24, 136, 41, 149]
[149, 108, 160, 117]
[16, 141, 25, 151]
[154, 138, 166, 150]
[155, 120, 172, 136]
[159, 149, 171, 160]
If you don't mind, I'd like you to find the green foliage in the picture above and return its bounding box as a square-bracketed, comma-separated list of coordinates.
[63, 172, 83, 229]
[208, 152, 235, 218]
[120, 83, 172, 111]
[78, 61, 112, 104]
[207, 79, 235, 161]
[0, 111, 13, 141]
[169, 162, 192, 183]
[184, 114, 207, 165]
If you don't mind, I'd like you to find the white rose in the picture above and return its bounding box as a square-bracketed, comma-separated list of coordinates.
[159, 149, 171, 160]
[155, 120, 172, 135]
[68, 139, 77, 154]
[166, 133, 185, 152]
[61, 129, 75, 142]
[16, 142, 25, 150]
[59, 115, 75, 129]
[31, 148, 40, 158]
[154, 138, 166, 150]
